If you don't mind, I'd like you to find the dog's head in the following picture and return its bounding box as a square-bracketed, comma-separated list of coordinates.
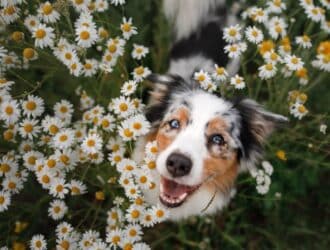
[145, 74, 287, 219]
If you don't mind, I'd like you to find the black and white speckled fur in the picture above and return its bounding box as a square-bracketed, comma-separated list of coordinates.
[164, 0, 239, 79]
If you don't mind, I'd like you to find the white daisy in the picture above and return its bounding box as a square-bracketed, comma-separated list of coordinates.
[263, 50, 281, 64]
[32, 24, 55, 49]
[305, 5, 325, 23]
[82, 59, 98, 77]
[42, 116, 63, 135]
[81, 133, 103, 154]
[144, 141, 158, 159]
[30, 234, 47, 250]
[37, 1, 60, 23]
[230, 74, 246, 89]
[0, 99, 20, 123]
[24, 15, 40, 32]
[0, 78, 14, 90]
[1, 5, 20, 24]
[36, 168, 56, 189]
[284, 54, 304, 71]
[133, 243, 151, 250]
[23, 150, 44, 171]
[258, 63, 277, 79]
[99, 114, 115, 132]
[49, 178, 69, 199]
[268, 16, 287, 40]
[111, 96, 134, 118]
[95, 0, 109, 12]
[56, 221, 73, 239]
[121, 17, 138, 40]
[266, 0, 286, 13]
[54, 100, 74, 120]
[0, 190, 11, 212]
[212, 64, 228, 82]
[2, 175, 23, 194]
[150, 204, 168, 222]
[121, 80, 138, 96]
[69, 179, 87, 195]
[53, 129, 75, 149]
[223, 24, 242, 43]
[194, 70, 211, 85]
[124, 224, 142, 243]
[125, 204, 143, 223]
[75, 25, 98, 48]
[0, 156, 18, 177]
[127, 114, 151, 137]
[224, 43, 245, 58]
[19, 118, 40, 139]
[245, 26, 264, 44]
[131, 44, 149, 60]
[106, 228, 123, 248]
[48, 199, 68, 220]
[23, 48, 38, 62]
[295, 35, 312, 49]
[21, 95, 44, 118]
[132, 65, 151, 82]
[70, 0, 91, 12]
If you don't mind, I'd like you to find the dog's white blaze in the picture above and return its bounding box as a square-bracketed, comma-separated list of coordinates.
[157, 91, 233, 187]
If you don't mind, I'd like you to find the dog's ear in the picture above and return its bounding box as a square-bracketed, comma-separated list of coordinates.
[145, 74, 186, 124]
[234, 98, 288, 171]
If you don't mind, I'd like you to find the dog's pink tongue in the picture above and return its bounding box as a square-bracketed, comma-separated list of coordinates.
[161, 177, 190, 197]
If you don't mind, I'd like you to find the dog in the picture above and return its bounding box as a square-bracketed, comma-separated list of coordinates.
[133, 0, 287, 220]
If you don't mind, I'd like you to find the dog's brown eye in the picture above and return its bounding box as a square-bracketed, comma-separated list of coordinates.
[209, 134, 225, 145]
[169, 119, 180, 129]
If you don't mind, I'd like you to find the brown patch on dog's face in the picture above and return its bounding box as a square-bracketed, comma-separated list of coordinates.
[156, 106, 190, 152]
[203, 117, 239, 193]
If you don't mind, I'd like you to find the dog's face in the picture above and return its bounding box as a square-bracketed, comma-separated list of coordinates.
[145, 74, 287, 219]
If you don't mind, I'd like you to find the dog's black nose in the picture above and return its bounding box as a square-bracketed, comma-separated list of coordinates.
[166, 153, 192, 177]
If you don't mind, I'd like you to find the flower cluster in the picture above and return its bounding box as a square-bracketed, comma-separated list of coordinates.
[250, 161, 274, 195]
[0, 0, 164, 249]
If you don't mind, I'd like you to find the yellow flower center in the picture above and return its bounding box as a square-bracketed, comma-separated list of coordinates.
[42, 3, 53, 15]
[119, 103, 128, 111]
[26, 101, 36, 111]
[102, 119, 110, 128]
[291, 57, 299, 64]
[42, 175, 50, 184]
[4, 130, 14, 141]
[150, 146, 158, 154]
[123, 129, 133, 138]
[56, 185, 64, 192]
[275, 25, 282, 33]
[65, 53, 72, 60]
[259, 40, 275, 55]
[84, 63, 92, 70]
[47, 159, 56, 168]
[59, 240, 70, 250]
[129, 229, 137, 237]
[265, 63, 273, 71]
[35, 241, 42, 248]
[197, 74, 205, 82]
[122, 23, 132, 32]
[80, 31, 90, 40]
[12, 31, 24, 42]
[228, 29, 237, 37]
[49, 125, 59, 134]
[0, 164, 10, 173]
[298, 105, 306, 113]
[131, 210, 140, 218]
[148, 161, 156, 169]
[135, 197, 144, 205]
[140, 176, 147, 183]
[24, 124, 33, 133]
[23, 48, 35, 59]
[71, 186, 80, 194]
[156, 210, 164, 218]
[8, 181, 16, 189]
[114, 155, 122, 162]
[5, 106, 13, 115]
[4, 6, 16, 15]
[87, 139, 95, 147]
[35, 29, 46, 39]
[60, 106, 68, 113]
[134, 66, 144, 75]
[133, 122, 142, 130]
[112, 236, 120, 244]
[28, 156, 36, 165]
[59, 134, 68, 142]
[75, 0, 84, 4]
[0, 196, 4, 204]
[108, 44, 117, 53]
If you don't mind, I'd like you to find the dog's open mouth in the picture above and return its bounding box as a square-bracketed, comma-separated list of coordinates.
[159, 176, 200, 208]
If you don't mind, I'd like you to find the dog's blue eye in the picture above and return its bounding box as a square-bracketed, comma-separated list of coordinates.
[210, 134, 224, 145]
[169, 119, 180, 129]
